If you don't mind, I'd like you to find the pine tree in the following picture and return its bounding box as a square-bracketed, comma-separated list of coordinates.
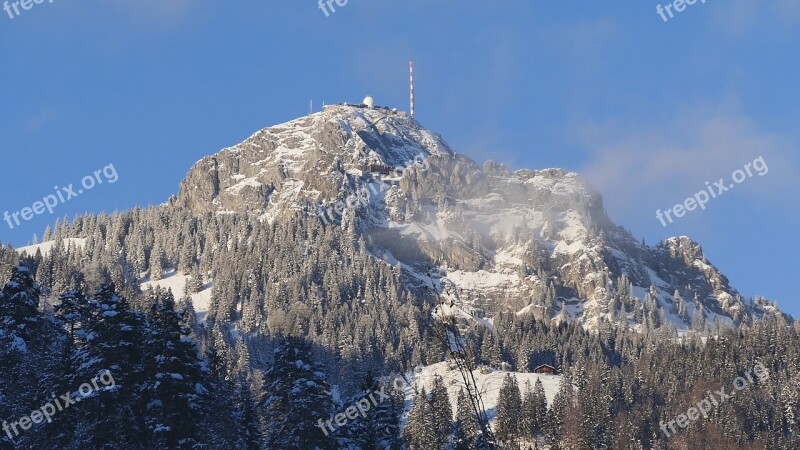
[377, 379, 405, 449]
[260, 336, 335, 450]
[350, 372, 403, 450]
[141, 287, 209, 449]
[521, 380, 538, 442]
[480, 333, 502, 368]
[547, 375, 573, 448]
[633, 300, 644, 324]
[149, 243, 164, 281]
[675, 290, 689, 323]
[644, 290, 661, 330]
[495, 374, 522, 448]
[0, 265, 45, 348]
[693, 295, 706, 333]
[453, 387, 480, 450]
[83, 284, 147, 449]
[429, 375, 453, 449]
[189, 264, 204, 294]
[0, 266, 53, 448]
[350, 371, 382, 448]
[54, 290, 94, 381]
[235, 376, 262, 450]
[532, 378, 548, 436]
[51, 289, 96, 445]
[404, 387, 435, 450]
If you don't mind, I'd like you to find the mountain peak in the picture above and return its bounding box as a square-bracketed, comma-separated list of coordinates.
[174, 103, 454, 215]
[170, 107, 789, 332]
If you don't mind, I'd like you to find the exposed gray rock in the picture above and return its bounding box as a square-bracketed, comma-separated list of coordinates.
[171, 104, 789, 331]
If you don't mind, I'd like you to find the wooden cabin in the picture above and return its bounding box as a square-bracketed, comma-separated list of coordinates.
[533, 364, 558, 375]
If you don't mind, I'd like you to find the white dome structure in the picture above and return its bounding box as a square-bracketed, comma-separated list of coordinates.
[363, 96, 374, 108]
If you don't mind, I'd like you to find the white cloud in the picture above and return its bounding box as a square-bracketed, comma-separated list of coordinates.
[710, 0, 800, 35]
[563, 18, 618, 60]
[775, 0, 800, 22]
[24, 108, 57, 132]
[577, 101, 800, 226]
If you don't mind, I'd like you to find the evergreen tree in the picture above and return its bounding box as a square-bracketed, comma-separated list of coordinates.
[235, 376, 262, 450]
[693, 296, 706, 333]
[547, 375, 573, 449]
[404, 387, 435, 450]
[453, 387, 480, 450]
[349, 371, 381, 448]
[495, 374, 522, 448]
[350, 372, 404, 450]
[141, 287, 210, 449]
[189, 265, 204, 294]
[149, 243, 165, 281]
[521, 380, 536, 442]
[51, 289, 96, 445]
[260, 336, 335, 450]
[0, 266, 45, 349]
[0, 266, 53, 448]
[480, 333, 502, 368]
[83, 284, 147, 449]
[54, 290, 95, 385]
[532, 378, 548, 436]
[429, 375, 453, 449]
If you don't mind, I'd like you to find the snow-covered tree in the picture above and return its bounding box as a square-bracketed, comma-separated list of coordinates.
[495, 374, 522, 447]
[260, 336, 335, 450]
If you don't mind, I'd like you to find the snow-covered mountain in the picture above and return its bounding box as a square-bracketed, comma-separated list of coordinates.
[170, 102, 788, 332]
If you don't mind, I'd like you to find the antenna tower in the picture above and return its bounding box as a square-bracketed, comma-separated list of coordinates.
[409, 61, 415, 119]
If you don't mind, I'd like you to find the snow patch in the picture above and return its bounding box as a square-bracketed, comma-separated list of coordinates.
[16, 238, 87, 256]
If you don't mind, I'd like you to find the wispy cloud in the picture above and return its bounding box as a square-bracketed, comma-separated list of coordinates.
[24, 108, 57, 132]
[577, 100, 799, 225]
[711, 0, 800, 35]
[775, 0, 800, 22]
[563, 17, 618, 60]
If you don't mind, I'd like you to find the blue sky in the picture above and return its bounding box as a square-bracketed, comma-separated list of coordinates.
[1, 1, 798, 314]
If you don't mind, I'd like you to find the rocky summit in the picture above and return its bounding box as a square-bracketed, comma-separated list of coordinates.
[172, 102, 786, 332]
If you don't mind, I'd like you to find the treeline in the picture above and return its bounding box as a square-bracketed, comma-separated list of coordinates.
[386, 312, 800, 450]
[1, 204, 799, 448]
[0, 265, 408, 449]
[2, 258, 800, 448]
[6, 208, 436, 398]
[0, 266, 239, 449]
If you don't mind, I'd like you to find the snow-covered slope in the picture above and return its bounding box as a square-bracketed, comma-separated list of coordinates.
[401, 361, 562, 425]
[170, 102, 789, 333]
[16, 238, 87, 256]
[140, 270, 214, 322]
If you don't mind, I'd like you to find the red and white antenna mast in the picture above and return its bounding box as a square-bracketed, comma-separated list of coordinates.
[409, 61, 415, 119]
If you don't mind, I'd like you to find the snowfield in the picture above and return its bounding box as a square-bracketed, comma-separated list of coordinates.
[140, 270, 214, 322]
[401, 361, 563, 424]
[16, 238, 87, 256]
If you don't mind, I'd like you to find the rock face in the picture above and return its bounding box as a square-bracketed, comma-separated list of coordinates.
[174, 103, 787, 331]
[175, 105, 451, 217]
